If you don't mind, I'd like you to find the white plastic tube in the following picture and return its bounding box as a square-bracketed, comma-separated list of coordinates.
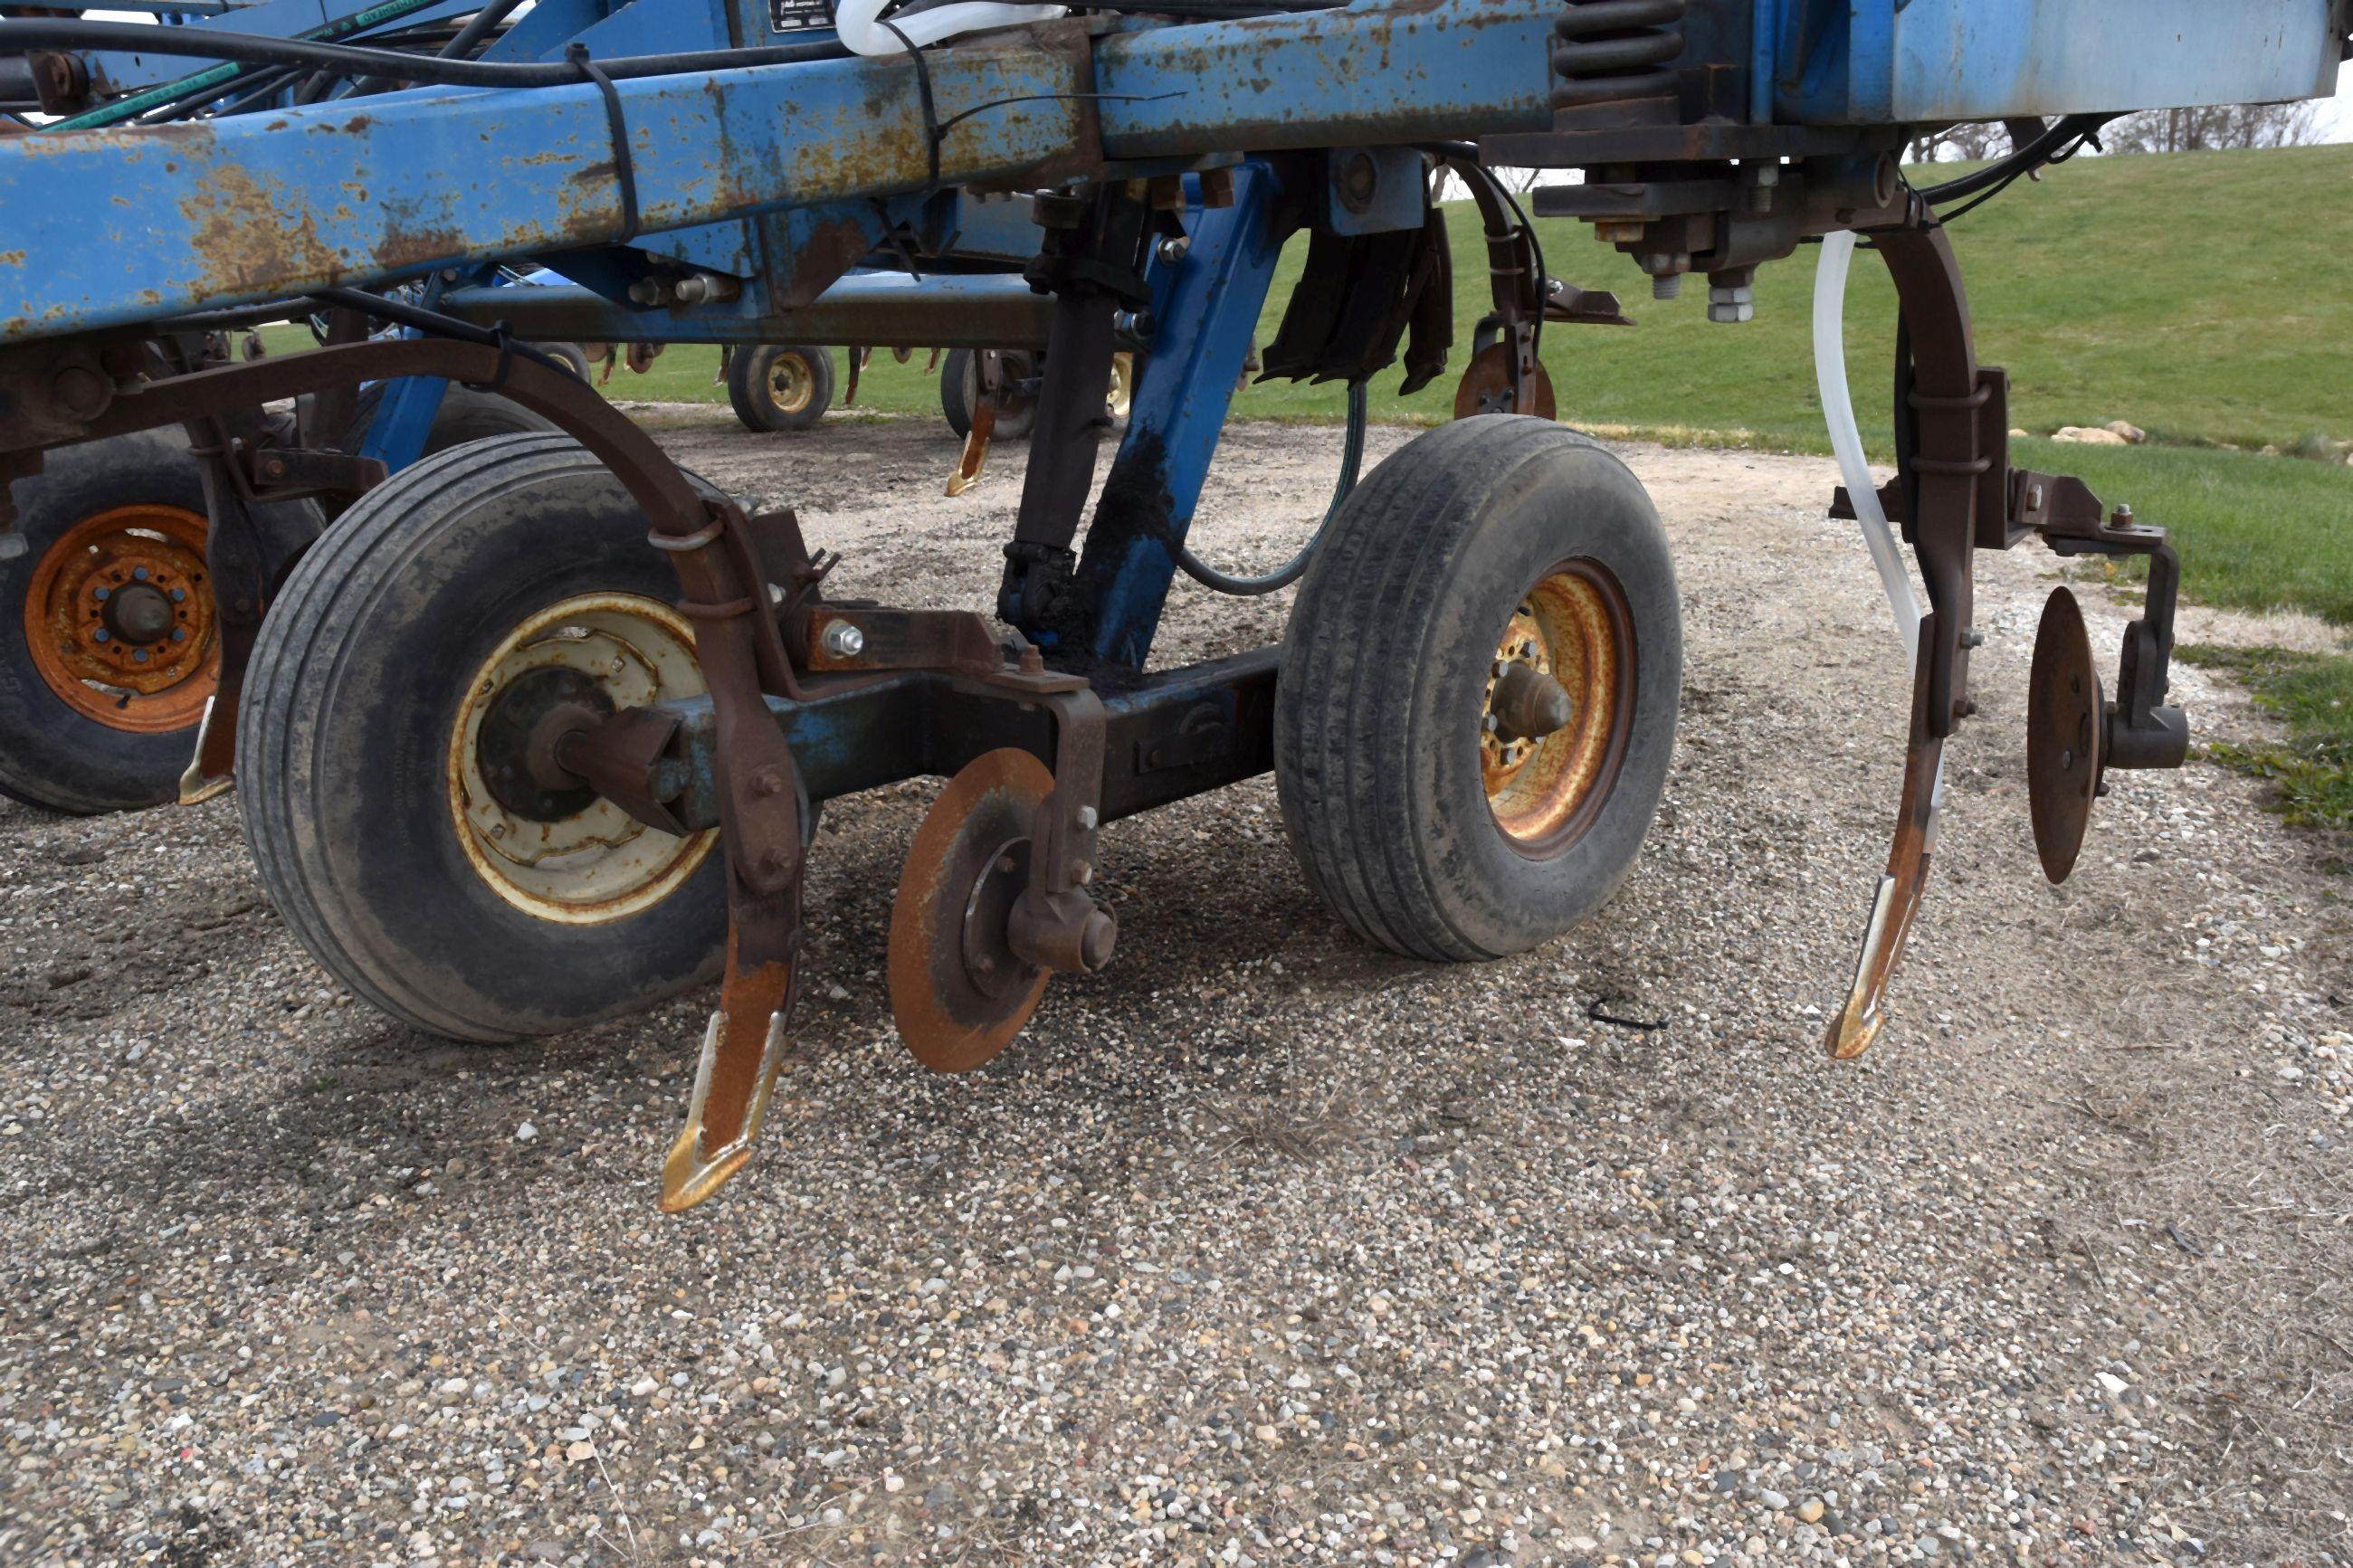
[834, 0, 1067, 56]
[1812, 229, 1923, 670]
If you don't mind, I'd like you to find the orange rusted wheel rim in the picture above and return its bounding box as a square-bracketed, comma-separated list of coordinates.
[1481, 559, 1635, 856]
[21, 503, 217, 733]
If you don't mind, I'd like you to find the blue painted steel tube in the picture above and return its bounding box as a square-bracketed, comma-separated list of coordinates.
[355, 374, 449, 469]
[434, 271, 1055, 349]
[1078, 162, 1284, 670]
[1772, 0, 2342, 124]
[1091, 0, 1558, 157]
[0, 0, 1565, 345]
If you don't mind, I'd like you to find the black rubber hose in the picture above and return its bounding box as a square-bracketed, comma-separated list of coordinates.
[1176, 380, 1367, 597]
[0, 18, 851, 90]
[1912, 112, 2113, 204]
[308, 287, 576, 379]
[344, 0, 532, 99]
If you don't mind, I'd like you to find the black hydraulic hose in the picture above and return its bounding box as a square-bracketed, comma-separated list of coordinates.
[1912, 112, 2113, 204]
[438, 0, 535, 61]
[0, 18, 853, 92]
[1176, 380, 1367, 596]
[308, 286, 576, 378]
[345, 0, 531, 99]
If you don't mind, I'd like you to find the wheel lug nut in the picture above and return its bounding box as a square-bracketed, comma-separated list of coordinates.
[92, 585, 110, 602]
[1481, 713, 1499, 732]
[132, 566, 148, 581]
[133, 648, 149, 663]
[169, 587, 186, 603]
[170, 628, 186, 642]
[92, 628, 110, 642]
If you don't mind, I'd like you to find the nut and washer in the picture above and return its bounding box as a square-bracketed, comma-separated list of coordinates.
[819, 620, 866, 659]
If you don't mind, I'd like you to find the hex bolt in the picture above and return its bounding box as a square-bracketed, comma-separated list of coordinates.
[748, 766, 786, 799]
[2025, 482, 2046, 512]
[996, 854, 1016, 875]
[489, 822, 507, 840]
[1072, 861, 1092, 887]
[1155, 235, 1190, 265]
[1960, 628, 1986, 649]
[1953, 698, 1977, 719]
[819, 620, 865, 659]
[1650, 272, 1682, 302]
[1076, 805, 1098, 831]
[2112, 503, 2135, 527]
[1111, 309, 1157, 347]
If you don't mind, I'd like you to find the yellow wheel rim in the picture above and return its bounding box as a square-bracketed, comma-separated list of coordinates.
[446, 594, 717, 923]
[1107, 352, 1135, 421]
[1481, 560, 1635, 856]
[768, 352, 814, 415]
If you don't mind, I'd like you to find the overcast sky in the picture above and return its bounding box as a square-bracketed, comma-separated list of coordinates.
[2317, 79, 2353, 141]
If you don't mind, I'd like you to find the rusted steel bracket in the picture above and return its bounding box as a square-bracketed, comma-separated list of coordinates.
[1005, 670, 1116, 977]
[246, 443, 388, 503]
[2015, 474, 2188, 776]
[796, 604, 1011, 679]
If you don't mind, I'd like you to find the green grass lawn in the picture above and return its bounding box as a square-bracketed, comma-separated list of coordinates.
[2177, 644, 2353, 838]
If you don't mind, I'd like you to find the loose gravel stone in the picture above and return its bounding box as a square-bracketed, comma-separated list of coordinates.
[1, 413, 2347, 1565]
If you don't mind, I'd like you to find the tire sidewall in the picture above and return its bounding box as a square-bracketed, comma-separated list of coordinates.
[732, 345, 834, 432]
[252, 438, 725, 1039]
[1408, 432, 1681, 954]
[0, 432, 238, 813]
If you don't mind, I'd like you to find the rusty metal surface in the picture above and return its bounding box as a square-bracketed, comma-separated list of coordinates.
[2025, 585, 2102, 885]
[21, 500, 216, 731]
[1481, 559, 1630, 854]
[888, 747, 1054, 1073]
[0, 35, 1096, 340]
[1453, 342, 1555, 420]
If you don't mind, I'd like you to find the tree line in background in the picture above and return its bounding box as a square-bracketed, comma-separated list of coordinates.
[1912, 101, 2320, 161]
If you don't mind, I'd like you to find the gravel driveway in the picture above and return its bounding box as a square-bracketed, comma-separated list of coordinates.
[4, 412, 2348, 1566]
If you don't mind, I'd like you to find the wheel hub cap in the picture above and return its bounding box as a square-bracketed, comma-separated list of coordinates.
[1481, 560, 1634, 855]
[447, 594, 716, 924]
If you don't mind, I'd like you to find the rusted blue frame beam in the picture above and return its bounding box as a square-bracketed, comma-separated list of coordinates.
[436, 271, 1054, 349]
[0, 0, 1561, 345]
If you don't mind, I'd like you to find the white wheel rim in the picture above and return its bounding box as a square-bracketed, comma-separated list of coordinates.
[446, 594, 717, 923]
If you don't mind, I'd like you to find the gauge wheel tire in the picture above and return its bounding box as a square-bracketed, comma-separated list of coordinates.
[338, 381, 560, 457]
[1273, 416, 1681, 961]
[0, 430, 316, 815]
[238, 433, 731, 1041]
[728, 345, 836, 433]
[938, 347, 1040, 442]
